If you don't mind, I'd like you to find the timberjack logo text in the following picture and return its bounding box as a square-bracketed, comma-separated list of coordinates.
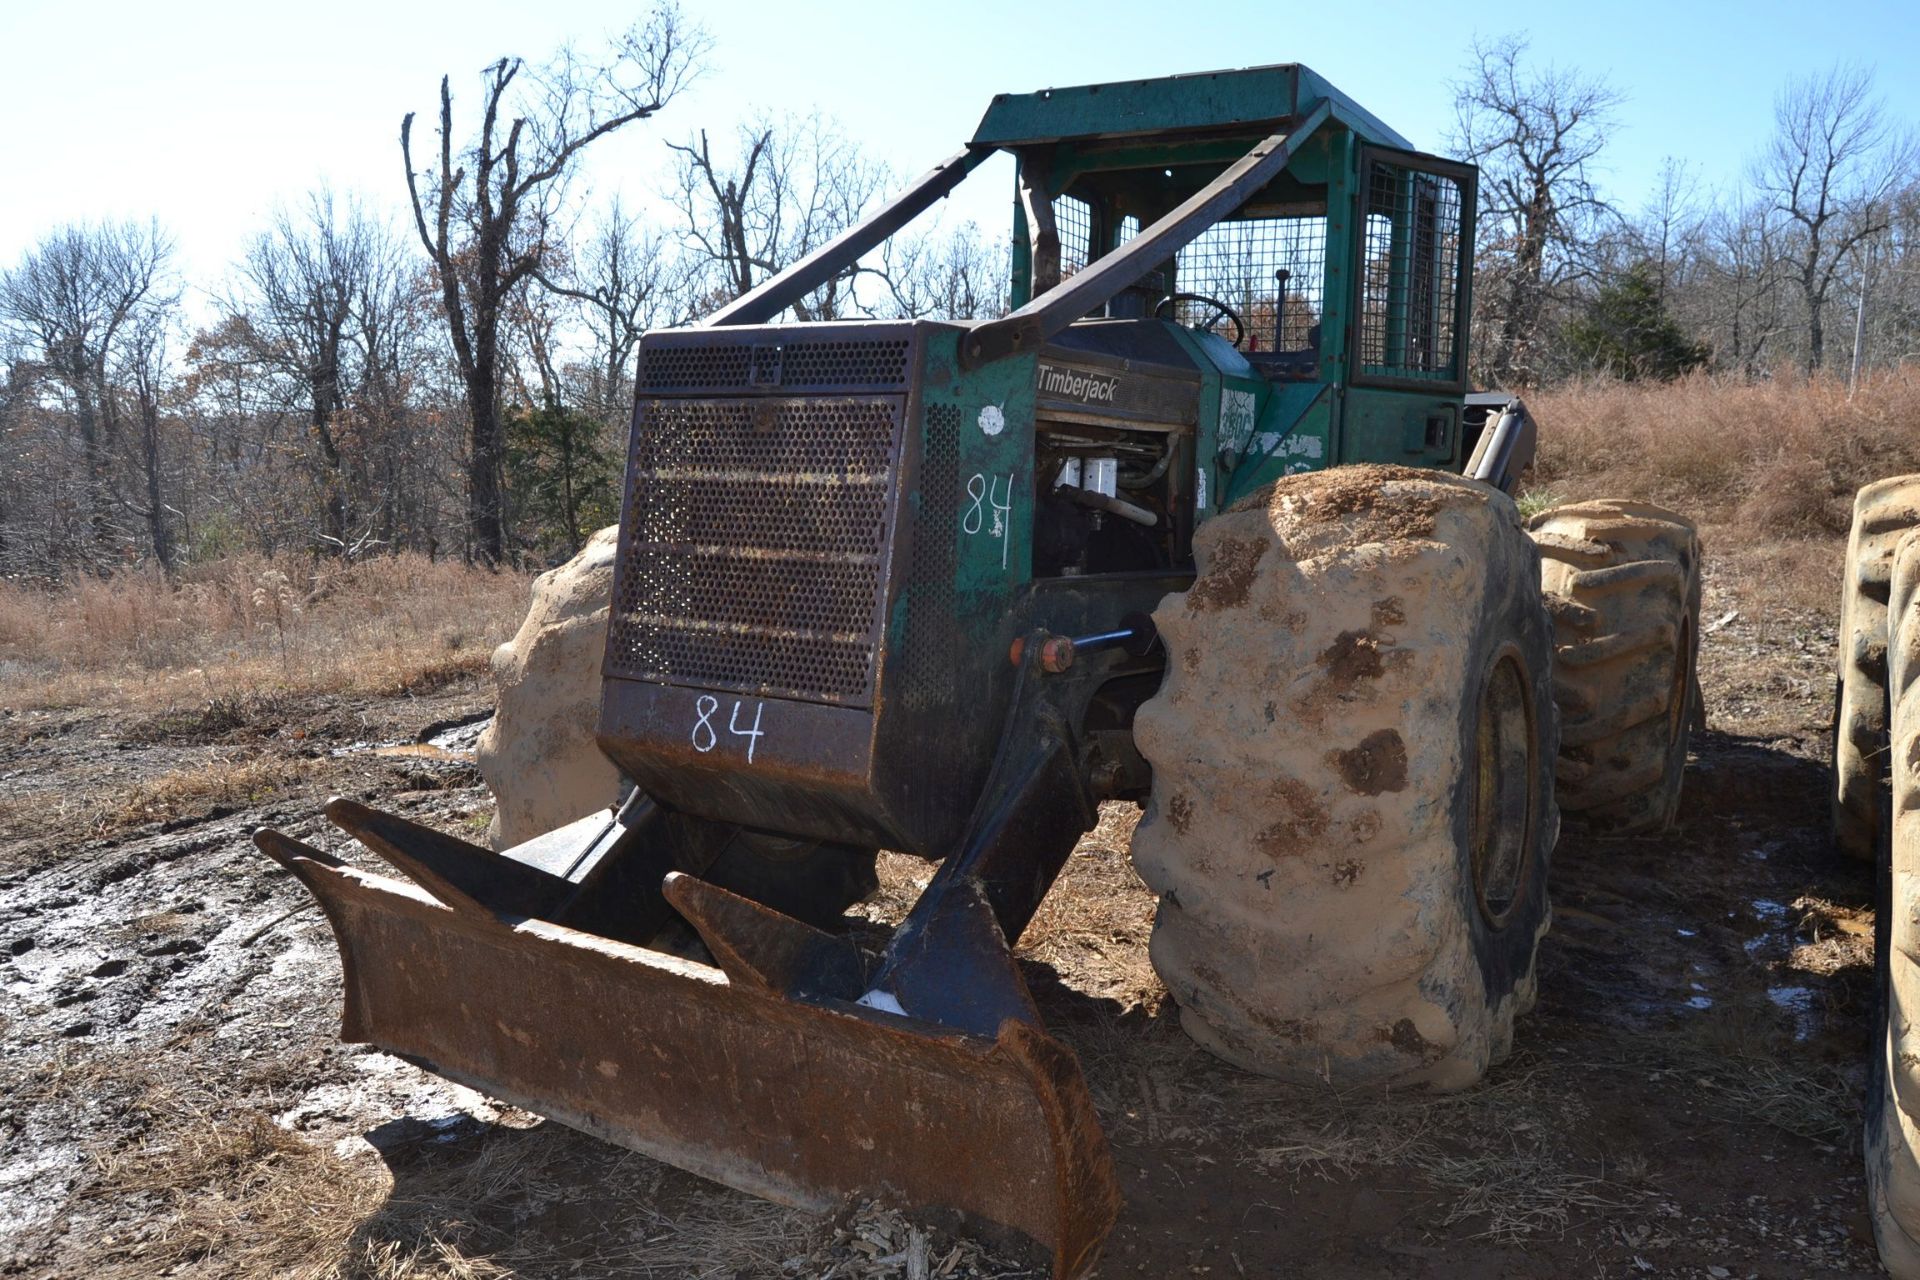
[1037, 363, 1120, 404]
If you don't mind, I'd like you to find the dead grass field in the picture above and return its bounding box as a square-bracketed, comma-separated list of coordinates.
[1, 374, 1914, 1278]
[0, 552, 531, 714]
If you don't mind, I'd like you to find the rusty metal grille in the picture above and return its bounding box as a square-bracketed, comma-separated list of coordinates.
[641, 339, 910, 392]
[1358, 162, 1464, 379]
[607, 396, 902, 705]
[903, 405, 961, 712]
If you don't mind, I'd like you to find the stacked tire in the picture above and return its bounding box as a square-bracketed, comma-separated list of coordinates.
[1527, 501, 1702, 835]
[1835, 479, 1920, 861]
[1848, 480, 1920, 1278]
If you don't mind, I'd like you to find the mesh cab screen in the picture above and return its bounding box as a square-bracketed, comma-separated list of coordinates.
[1358, 160, 1465, 380]
[606, 395, 903, 706]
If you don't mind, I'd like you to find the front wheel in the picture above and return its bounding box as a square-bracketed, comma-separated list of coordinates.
[1131, 465, 1559, 1089]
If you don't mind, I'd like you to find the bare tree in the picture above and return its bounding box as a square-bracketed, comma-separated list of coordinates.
[229, 192, 409, 554]
[669, 113, 886, 320]
[534, 198, 687, 425]
[877, 222, 1011, 320]
[121, 309, 177, 570]
[1452, 35, 1623, 385]
[0, 221, 177, 571]
[1754, 63, 1917, 372]
[401, 6, 705, 566]
[1697, 197, 1790, 375]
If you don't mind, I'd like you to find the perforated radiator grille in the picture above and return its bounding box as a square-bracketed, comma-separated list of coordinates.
[606, 396, 903, 705]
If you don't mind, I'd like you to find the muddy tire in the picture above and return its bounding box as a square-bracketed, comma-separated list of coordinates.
[1131, 465, 1558, 1090]
[1528, 501, 1701, 834]
[1868, 527, 1920, 1278]
[476, 527, 625, 850]
[1835, 478, 1920, 861]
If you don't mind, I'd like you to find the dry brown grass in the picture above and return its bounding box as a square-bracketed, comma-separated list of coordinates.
[1527, 367, 1920, 535]
[0, 552, 531, 712]
[94, 754, 317, 833]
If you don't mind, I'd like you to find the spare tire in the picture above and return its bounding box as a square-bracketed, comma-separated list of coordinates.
[1868, 525, 1920, 1278]
[1528, 500, 1701, 834]
[1131, 465, 1558, 1090]
[1835, 477, 1920, 861]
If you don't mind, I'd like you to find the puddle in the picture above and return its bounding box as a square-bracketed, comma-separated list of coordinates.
[337, 715, 493, 763]
[1768, 985, 1820, 1040]
[370, 742, 470, 761]
[1751, 899, 1789, 924]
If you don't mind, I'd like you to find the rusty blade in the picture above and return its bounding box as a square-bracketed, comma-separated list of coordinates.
[257, 831, 1119, 1277]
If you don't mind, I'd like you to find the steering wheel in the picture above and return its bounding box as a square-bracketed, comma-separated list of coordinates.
[1156, 292, 1248, 348]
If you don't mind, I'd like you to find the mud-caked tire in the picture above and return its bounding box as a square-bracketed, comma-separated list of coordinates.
[1835, 478, 1920, 861]
[476, 526, 625, 850]
[1528, 501, 1701, 835]
[1131, 465, 1559, 1090]
[1867, 527, 1920, 1278]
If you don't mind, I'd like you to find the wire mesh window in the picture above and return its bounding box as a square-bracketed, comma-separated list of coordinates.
[1173, 213, 1327, 354]
[1053, 195, 1092, 277]
[1357, 161, 1465, 379]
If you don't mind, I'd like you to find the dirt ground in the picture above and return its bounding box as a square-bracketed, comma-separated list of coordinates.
[0, 550, 1892, 1279]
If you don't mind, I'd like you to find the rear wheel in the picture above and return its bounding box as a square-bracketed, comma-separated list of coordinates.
[1528, 500, 1701, 834]
[1131, 465, 1558, 1089]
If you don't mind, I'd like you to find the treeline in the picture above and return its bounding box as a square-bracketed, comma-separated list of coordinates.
[1459, 37, 1918, 386]
[1, 20, 1914, 581]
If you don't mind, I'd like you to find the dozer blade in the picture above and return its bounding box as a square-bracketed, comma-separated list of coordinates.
[255, 821, 1117, 1277]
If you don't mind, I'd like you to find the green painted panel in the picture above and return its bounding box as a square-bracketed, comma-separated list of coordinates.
[1338, 387, 1462, 469]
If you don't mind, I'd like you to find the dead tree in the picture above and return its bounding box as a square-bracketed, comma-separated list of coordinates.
[231, 192, 406, 555]
[1753, 63, 1916, 373]
[0, 221, 176, 572]
[401, 6, 704, 566]
[1452, 35, 1622, 386]
[534, 198, 684, 427]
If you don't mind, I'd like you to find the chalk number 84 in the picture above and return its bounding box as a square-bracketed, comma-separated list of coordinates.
[691, 695, 766, 763]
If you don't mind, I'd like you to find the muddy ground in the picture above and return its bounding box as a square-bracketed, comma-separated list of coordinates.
[0, 563, 1891, 1279]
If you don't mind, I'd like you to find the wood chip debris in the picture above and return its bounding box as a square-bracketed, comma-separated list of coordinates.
[780, 1200, 1036, 1278]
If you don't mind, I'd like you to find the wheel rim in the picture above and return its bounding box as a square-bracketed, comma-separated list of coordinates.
[1471, 647, 1538, 929]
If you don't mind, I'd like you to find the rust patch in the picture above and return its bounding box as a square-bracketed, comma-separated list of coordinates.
[1371, 597, 1406, 629]
[1318, 630, 1386, 685]
[1254, 777, 1329, 859]
[1182, 646, 1202, 675]
[1186, 536, 1268, 612]
[1346, 811, 1382, 843]
[1331, 858, 1363, 886]
[1330, 730, 1408, 795]
[1166, 791, 1193, 835]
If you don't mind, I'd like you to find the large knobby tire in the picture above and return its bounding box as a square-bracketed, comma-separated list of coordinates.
[1131, 465, 1559, 1090]
[1868, 526, 1920, 1278]
[1528, 500, 1701, 834]
[1836, 478, 1920, 861]
[476, 526, 625, 850]
[475, 527, 877, 923]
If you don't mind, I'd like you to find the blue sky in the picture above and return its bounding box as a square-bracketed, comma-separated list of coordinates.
[3, 0, 1916, 305]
